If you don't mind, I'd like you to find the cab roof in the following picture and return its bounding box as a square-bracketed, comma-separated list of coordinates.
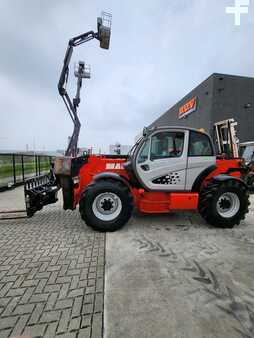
[145, 125, 211, 137]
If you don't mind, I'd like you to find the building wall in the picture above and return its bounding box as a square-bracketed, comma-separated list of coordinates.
[150, 73, 254, 143]
[212, 74, 254, 143]
[150, 74, 214, 132]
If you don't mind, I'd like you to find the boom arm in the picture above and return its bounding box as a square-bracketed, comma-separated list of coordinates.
[58, 12, 112, 157]
[58, 32, 97, 157]
[58, 31, 96, 97]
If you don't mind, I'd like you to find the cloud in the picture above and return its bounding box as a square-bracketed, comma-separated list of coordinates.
[0, 0, 253, 153]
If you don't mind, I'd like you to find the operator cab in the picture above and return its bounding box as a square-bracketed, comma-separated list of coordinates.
[126, 126, 216, 191]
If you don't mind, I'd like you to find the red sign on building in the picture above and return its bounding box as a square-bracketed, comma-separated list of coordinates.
[178, 97, 197, 119]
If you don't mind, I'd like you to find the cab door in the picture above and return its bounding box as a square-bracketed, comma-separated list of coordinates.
[185, 130, 216, 190]
[135, 129, 188, 191]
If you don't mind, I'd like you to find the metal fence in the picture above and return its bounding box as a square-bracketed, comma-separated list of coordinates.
[0, 153, 53, 189]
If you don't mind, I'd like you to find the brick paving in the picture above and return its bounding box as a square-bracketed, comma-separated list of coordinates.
[0, 192, 105, 338]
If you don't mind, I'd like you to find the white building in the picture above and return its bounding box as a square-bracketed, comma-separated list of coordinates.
[109, 143, 132, 155]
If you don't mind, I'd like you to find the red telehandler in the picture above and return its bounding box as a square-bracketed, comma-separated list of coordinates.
[24, 14, 253, 231]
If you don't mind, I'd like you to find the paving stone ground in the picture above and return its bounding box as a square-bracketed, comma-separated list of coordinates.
[0, 188, 105, 338]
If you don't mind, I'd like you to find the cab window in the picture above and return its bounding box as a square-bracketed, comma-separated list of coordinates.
[138, 140, 150, 163]
[242, 145, 254, 162]
[150, 132, 184, 160]
[188, 131, 213, 156]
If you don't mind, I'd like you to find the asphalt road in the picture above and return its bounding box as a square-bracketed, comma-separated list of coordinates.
[105, 197, 254, 338]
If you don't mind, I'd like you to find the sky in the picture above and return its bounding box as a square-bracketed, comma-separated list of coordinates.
[0, 0, 254, 153]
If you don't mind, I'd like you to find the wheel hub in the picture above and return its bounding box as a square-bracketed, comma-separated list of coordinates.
[216, 192, 240, 218]
[92, 192, 122, 221]
[100, 198, 114, 211]
[219, 198, 231, 210]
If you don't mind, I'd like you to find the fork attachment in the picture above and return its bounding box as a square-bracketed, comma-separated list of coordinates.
[24, 172, 59, 217]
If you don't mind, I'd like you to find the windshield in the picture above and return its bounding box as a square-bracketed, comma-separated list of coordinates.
[127, 136, 144, 159]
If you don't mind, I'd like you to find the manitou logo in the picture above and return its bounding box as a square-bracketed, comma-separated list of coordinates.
[178, 97, 197, 119]
[106, 163, 124, 170]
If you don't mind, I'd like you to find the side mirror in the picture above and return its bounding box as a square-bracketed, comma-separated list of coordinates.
[143, 126, 156, 137]
[143, 127, 148, 137]
[97, 12, 112, 49]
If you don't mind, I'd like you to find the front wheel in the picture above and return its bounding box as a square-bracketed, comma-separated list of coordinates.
[199, 179, 250, 228]
[79, 179, 133, 232]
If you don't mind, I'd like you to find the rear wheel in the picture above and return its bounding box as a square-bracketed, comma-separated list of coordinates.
[79, 179, 133, 232]
[199, 179, 249, 228]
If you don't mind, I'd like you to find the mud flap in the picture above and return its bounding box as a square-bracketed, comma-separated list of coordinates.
[24, 173, 59, 217]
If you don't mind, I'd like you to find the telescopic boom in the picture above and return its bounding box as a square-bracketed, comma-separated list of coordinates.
[58, 12, 112, 157]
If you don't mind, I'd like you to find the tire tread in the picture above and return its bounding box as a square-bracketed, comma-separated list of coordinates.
[79, 179, 133, 232]
[199, 179, 249, 228]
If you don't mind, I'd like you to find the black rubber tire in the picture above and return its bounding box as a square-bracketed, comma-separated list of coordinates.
[79, 179, 133, 232]
[199, 179, 250, 228]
